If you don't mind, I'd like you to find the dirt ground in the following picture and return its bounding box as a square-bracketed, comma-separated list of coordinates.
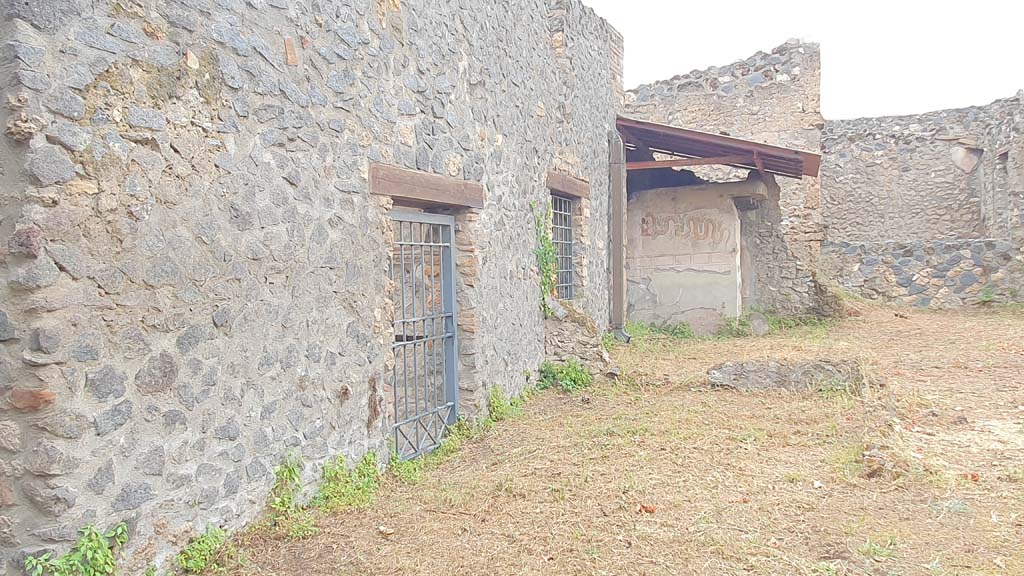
[224, 306, 1024, 576]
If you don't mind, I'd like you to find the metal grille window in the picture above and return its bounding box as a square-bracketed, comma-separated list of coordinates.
[389, 212, 458, 460]
[551, 195, 575, 300]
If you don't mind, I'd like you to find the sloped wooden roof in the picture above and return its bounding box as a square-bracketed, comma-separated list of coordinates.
[617, 116, 821, 179]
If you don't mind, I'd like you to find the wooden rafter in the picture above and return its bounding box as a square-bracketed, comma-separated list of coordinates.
[626, 155, 754, 171]
[753, 151, 768, 180]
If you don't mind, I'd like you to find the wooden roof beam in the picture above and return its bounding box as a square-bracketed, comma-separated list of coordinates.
[626, 155, 754, 171]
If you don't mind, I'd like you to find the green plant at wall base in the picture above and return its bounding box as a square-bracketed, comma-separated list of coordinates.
[25, 523, 129, 576]
[390, 385, 533, 485]
[487, 384, 524, 422]
[313, 453, 380, 512]
[538, 359, 593, 393]
[978, 284, 997, 303]
[269, 453, 302, 517]
[601, 332, 616, 351]
[532, 201, 557, 317]
[625, 321, 698, 340]
[176, 526, 228, 574]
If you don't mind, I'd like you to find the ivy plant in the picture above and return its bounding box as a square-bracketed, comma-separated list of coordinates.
[532, 201, 557, 317]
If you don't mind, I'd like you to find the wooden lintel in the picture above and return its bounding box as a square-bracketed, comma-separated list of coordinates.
[370, 163, 485, 209]
[625, 155, 753, 171]
[546, 170, 591, 199]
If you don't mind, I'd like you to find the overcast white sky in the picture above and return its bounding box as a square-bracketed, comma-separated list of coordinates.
[583, 0, 1024, 119]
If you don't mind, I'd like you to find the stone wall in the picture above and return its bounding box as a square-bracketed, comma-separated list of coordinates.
[821, 95, 1024, 243]
[623, 40, 830, 315]
[0, 0, 620, 572]
[820, 94, 1024, 304]
[823, 239, 1024, 308]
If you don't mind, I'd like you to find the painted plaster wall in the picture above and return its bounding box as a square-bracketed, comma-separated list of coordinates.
[626, 184, 743, 331]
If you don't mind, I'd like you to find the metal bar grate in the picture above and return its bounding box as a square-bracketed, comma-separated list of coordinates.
[388, 213, 458, 460]
[551, 195, 574, 300]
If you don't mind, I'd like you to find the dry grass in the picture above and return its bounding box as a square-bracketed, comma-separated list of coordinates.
[218, 305, 1024, 576]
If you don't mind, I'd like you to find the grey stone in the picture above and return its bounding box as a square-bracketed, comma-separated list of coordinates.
[17, 69, 51, 91]
[176, 381, 195, 410]
[27, 145, 77, 186]
[0, 310, 16, 341]
[65, 63, 96, 89]
[75, 25, 122, 53]
[223, 470, 241, 496]
[87, 459, 115, 494]
[67, 335, 101, 362]
[10, 255, 61, 290]
[907, 283, 928, 296]
[707, 359, 869, 393]
[162, 409, 188, 432]
[280, 78, 310, 107]
[26, 441, 78, 475]
[135, 352, 179, 394]
[165, 472, 192, 490]
[254, 104, 283, 123]
[176, 324, 211, 354]
[45, 89, 86, 120]
[109, 21, 148, 44]
[245, 459, 268, 481]
[9, 41, 46, 67]
[326, 70, 356, 93]
[143, 257, 181, 286]
[86, 365, 127, 401]
[219, 54, 244, 89]
[112, 482, 155, 511]
[137, 446, 165, 476]
[213, 419, 240, 440]
[48, 245, 91, 279]
[94, 400, 133, 435]
[29, 327, 62, 354]
[45, 121, 93, 152]
[127, 106, 167, 131]
[128, 45, 180, 67]
[23, 480, 77, 516]
[959, 271, 979, 287]
[212, 306, 231, 327]
[195, 463, 223, 484]
[33, 412, 89, 439]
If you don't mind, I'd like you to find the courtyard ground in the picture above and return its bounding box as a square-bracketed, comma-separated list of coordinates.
[220, 306, 1024, 576]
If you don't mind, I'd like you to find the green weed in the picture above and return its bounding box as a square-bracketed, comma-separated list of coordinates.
[313, 453, 380, 512]
[264, 453, 321, 539]
[834, 442, 866, 482]
[176, 526, 228, 575]
[538, 359, 592, 393]
[625, 321, 696, 340]
[858, 537, 898, 561]
[978, 284, 997, 303]
[390, 385, 534, 484]
[25, 523, 129, 576]
[811, 561, 839, 575]
[601, 332, 616, 351]
[487, 384, 524, 422]
[269, 453, 302, 518]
